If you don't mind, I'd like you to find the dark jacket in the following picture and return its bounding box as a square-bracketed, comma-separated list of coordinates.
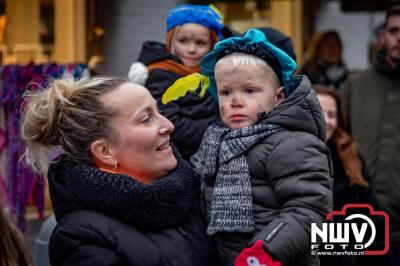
[137, 41, 219, 160]
[340, 51, 400, 245]
[320, 141, 389, 266]
[47, 153, 219, 266]
[327, 140, 379, 211]
[202, 76, 333, 266]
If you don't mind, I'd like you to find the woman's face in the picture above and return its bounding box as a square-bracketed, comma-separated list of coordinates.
[171, 23, 212, 68]
[319, 34, 341, 64]
[317, 93, 338, 141]
[100, 83, 177, 183]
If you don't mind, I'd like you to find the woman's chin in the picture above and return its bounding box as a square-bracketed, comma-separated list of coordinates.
[167, 156, 178, 171]
[158, 157, 178, 179]
[161, 151, 178, 169]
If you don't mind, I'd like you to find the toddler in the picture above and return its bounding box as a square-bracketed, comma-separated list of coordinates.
[191, 29, 333, 266]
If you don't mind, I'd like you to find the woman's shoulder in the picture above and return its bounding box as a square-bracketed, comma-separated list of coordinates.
[49, 210, 130, 265]
[58, 209, 119, 224]
[51, 210, 218, 266]
[54, 210, 133, 238]
[51, 210, 172, 256]
[53, 209, 208, 237]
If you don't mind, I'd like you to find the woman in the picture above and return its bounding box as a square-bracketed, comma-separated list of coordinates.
[315, 85, 378, 210]
[20, 77, 219, 266]
[299, 31, 348, 89]
[315, 85, 387, 266]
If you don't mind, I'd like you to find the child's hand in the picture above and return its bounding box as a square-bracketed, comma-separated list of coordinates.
[233, 240, 282, 266]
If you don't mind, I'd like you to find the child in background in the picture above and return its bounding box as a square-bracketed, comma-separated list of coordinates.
[128, 4, 223, 160]
[189, 29, 333, 266]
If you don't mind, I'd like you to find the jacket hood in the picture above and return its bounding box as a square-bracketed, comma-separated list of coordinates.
[266, 75, 326, 142]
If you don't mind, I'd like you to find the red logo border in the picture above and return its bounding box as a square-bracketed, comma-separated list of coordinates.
[325, 204, 389, 255]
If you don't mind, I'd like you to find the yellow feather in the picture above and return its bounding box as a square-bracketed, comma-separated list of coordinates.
[162, 73, 209, 104]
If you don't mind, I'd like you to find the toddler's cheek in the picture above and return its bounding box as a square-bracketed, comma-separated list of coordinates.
[219, 105, 228, 121]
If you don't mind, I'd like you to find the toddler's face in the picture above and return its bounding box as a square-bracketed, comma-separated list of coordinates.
[215, 64, 284, 129]
[171, 23, 211, 68]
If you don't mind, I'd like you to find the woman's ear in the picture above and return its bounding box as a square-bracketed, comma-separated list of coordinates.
[90, 140, 116, 166]
[275, 86, 285, 107]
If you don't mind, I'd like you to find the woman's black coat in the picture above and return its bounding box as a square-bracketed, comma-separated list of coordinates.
[47, 154, 219, 266]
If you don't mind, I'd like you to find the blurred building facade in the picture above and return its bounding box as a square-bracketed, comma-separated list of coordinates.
[0, 0, 397, 75]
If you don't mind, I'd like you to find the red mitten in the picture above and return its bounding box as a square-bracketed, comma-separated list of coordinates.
[234, 240, 282, 266]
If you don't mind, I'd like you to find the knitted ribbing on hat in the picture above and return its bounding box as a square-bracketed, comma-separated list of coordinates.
[57, 150, 195, 230]
[191, 122, 282, 235]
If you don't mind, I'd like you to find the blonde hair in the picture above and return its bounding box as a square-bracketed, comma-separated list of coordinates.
[20, 76, 129, 177]
[215, 52, 281, 89]
[0, 211, 32, 266]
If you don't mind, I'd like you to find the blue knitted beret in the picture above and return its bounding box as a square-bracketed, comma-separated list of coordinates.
[200, 29, 298, 100]
[166, 4, 224, 38]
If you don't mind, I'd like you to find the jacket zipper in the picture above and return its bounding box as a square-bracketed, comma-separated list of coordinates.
[265, 221, 286, 242]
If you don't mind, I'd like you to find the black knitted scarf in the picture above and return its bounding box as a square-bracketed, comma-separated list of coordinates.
[57, 151, 196, 230]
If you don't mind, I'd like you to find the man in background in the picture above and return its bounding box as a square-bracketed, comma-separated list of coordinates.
[341, 5, 400, 265]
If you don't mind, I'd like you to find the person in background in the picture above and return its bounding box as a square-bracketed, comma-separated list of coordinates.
[20, 77, 219, 266]
[340, 5, 400, 265]
[0, 210, 32, 266]
[189, 29, 332, 266]
[128, 4, 224, 160]
[299, 30, 348, 89]
[314, 84, 391, 266]
[315, 85, 378, 211]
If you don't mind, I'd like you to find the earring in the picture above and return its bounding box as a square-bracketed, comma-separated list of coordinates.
[112, 160, 118, 171]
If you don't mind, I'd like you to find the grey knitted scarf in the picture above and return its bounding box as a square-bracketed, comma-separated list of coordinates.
[191, 122, 282, 235]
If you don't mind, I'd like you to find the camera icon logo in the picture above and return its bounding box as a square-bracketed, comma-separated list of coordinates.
[310, 204, 389, 255]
